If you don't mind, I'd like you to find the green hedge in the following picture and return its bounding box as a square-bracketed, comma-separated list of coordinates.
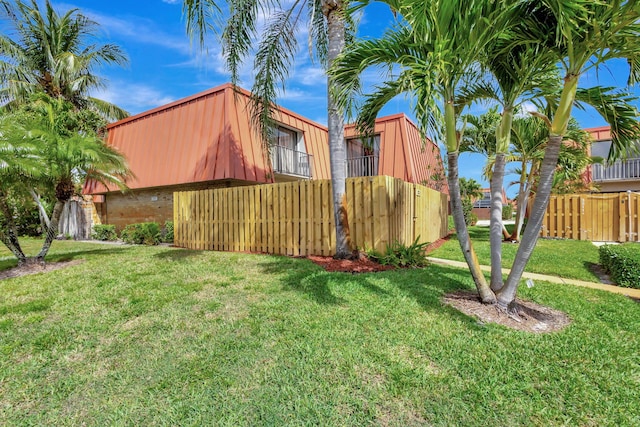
[162, 221, 174, 243]
[599, 244, 640, 289]
[92, 224, 117, 241]
[120, 222, 161, 245]
[502, 204, 513, 220]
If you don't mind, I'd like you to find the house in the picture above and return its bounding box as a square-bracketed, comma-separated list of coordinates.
[84, 83, 448, 231]
[471, 188, 508, 221]
[586, 125, 640, 192]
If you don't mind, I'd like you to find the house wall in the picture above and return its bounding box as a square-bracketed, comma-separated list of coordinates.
[96, 180, 254, 232]
[84, 83, 331, 196]
[344, 114, 448, 193]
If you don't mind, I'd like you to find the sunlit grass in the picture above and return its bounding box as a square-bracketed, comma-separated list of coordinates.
[1, 240, 638, 425]
[429, 226, 601, 282]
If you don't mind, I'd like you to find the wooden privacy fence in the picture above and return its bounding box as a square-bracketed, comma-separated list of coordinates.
[541, 192, 640, 242]
[174, 175, 449, 256]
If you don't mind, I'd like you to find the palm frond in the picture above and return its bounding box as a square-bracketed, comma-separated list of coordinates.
[574, 86, 640, 160]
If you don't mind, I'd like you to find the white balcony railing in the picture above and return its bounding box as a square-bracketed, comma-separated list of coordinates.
[270, 145, 313, 178]
[347, 155, 379, 177]
[592, 158, 640, 182]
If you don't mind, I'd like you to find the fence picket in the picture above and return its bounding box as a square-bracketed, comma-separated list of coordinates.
[174, 176, 448, 254]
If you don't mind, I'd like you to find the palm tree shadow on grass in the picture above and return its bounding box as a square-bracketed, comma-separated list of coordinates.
[0, 246, 132, 271]
[259, 256, 347, 305]
[258, 255, 479, 322]
[153, 248, 202, 261]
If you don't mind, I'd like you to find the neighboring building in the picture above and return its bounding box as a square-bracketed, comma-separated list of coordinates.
[586, 126, 640, 192]
[472, 188, 508, 221]
[84, 83, 448, 230]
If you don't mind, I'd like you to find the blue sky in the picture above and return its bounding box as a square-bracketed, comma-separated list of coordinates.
[43, 1, 640, 196]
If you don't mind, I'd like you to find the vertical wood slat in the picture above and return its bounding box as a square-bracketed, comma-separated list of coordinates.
[174, 176, 449, 254]
[542, 192, 639, 243]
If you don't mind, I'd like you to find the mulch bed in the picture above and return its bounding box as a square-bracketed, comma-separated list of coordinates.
[306, 233, 452, 274]
[443, 290, 572, 333]
[0, 259, 84, 281]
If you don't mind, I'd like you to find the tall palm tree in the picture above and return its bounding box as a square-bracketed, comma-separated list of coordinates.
[0, 0, 129, 121]
[335, 0, 640, 308]
[462, 25, 559, 291]
[333, 0, 522, 303]
[183, 0, 356, 258]
[4, 95, 131, 264]
[499, 0, 640, 306]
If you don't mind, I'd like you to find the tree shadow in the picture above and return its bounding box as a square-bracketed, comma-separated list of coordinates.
[258, 256, 347, 305]
[583, 261, 611, 284]
[153, 248, 202, 261]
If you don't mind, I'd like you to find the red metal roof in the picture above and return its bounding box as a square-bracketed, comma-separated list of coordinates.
[84, 83, 330, 194]
[585, 126, 611, 142]
[84, 87, 447, 195]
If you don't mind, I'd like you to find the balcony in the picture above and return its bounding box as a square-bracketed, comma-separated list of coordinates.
[592, 158, 640, 182]
[347, 155, 379, 177]
[270, 145, 313, 178]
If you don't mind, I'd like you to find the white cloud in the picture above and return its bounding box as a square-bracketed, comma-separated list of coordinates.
[296, 66, 326, 86]
[92, 82, 175, 115]
[161, 0, 181, 4]
[56, 3, 192, 54]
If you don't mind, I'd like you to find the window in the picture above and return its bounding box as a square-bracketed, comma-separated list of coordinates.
[272, 126, 300, 151]
[269, 125, 312, 177]
[346, 135, 380, 177]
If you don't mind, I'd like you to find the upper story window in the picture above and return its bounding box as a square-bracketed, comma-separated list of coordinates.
[345, 135, 380, 177]
[271, 126, 305, 153]
[346, 135, 380, 158]
[269, 125, 312, 178]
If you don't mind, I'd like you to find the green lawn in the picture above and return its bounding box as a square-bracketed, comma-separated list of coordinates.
[429, 226, 602, 282]
[1, 240, 639, 426]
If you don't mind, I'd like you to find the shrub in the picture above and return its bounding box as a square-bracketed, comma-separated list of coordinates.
[502, 204, 513, 220]
[161, 221, 174, 243]
[368, 237, 429, 268]
[462, 198, 474, 226]
[91, 224, 117, 241]
[599, 244, 640, 289]
[120, 222, 161, 245]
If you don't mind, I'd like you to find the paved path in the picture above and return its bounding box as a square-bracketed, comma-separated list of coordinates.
[427, 257, 640, 299]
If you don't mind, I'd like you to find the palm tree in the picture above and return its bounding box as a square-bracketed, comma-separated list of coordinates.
[3, 95, 130, 264]
[183, 0, 356, 258]
[333, 0, 522, 303]
[0, 113, 42, 263]
[462, 25, 560, 291]
[0, 0, 129, 121]
[499, 0, 640, 307]
[498, 114, 592, 242]
[335, 0, 640, 308]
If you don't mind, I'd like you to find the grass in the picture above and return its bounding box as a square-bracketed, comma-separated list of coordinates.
[1, 239, 639, 426]
[429, 225, 602, 282]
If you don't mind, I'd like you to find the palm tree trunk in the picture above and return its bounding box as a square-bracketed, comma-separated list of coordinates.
[489, 152, 506, 291]
[324, 0, 352, 259]
[29, 188, 50, 229]
[510, 166, 529, 241]
[498, 135, 562, 306]
[36, 199, 65, 261]
[448, 152, 496, 304]
[0, 191, 27, 264]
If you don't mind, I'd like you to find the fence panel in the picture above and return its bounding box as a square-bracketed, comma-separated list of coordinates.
[542, 192, 640, 242]
[175, 176, 448, 255]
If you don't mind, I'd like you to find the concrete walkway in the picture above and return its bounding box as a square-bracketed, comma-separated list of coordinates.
[427, 257, 640, 299]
